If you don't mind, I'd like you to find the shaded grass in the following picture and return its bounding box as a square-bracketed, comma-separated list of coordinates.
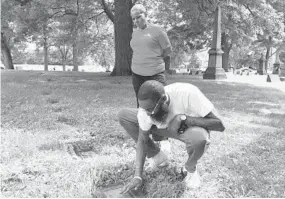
[218, 129, 285, 197]
[56, 114, 78, 126]
[47, 97, 60, 104]
[1, 71, 285, 197]
[41, 89, 52, 96]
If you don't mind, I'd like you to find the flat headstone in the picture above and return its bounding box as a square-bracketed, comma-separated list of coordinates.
[103, 185, 132, 198]
[99, 184, 145, 198]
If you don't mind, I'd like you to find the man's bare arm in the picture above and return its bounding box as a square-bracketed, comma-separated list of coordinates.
[163, 47, 171, 71]
[185, 111, 225, 132]
[163, 56, 171, 71]
[134, 128, 150, 177]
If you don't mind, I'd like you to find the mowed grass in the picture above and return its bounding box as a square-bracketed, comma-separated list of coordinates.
[1, 70, 285, 198]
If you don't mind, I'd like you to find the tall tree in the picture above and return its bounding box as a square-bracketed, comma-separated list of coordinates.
[1, 32, 14, 69]
[101, 0, 133, 76]
[220, 1, 254, 71]
[67, 0, 80, 71]
[1, 0, 55, 71]
[1, 0, 18, 69]
[1, 0, 41, 70]
[1, 0, 36, 69]
[49, 0, 109, 71]
[250, 1, 284, 71]
[150, 0, 284, 72]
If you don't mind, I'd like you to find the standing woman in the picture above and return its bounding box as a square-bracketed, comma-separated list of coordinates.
[130, 4, 172, 107]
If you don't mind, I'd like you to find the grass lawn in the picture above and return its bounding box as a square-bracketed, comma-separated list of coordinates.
[1, 70, 285, 197]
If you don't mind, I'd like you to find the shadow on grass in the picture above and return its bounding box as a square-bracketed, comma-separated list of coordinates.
[47, 97, 60, 104]
[94, 164, 187, 198]
[56, 115, 78, 126]
[142, 166, 186, 198]
[41, 89, 52, 96]
[217, 129, 285, 197]
[2, 71, 284, 197]
[51, 105, 68, 113]
[167, 76, 285, 113]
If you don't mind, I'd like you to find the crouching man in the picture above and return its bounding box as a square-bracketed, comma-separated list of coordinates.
[118, 80, 225, 193]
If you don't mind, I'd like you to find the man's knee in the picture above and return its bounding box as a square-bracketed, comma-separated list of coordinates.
[118, 109, 127, 123]
[117, 108, 138, 126]
[182, 126, 209, 145]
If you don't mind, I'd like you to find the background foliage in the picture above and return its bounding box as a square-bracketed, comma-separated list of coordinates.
[1, 0, 285, 73]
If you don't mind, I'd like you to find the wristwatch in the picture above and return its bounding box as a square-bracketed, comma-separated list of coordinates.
[180, 115, 187, 121]
[178, 115, 187, 134]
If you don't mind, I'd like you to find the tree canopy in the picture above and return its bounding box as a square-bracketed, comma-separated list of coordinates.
[1, 0, 285, 73]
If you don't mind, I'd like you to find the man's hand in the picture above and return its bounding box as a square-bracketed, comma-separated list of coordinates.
[167, 114, 183, 134]
[120, 177, 143, 194]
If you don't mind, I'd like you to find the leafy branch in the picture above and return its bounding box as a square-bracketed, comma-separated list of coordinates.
[243, 4, 255, 16]
[101, 0, 114, 23]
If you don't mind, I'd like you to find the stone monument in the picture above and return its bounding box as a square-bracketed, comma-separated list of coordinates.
[273, 49, 281, 75]
[258, 54, 266, 75]
[266, 50, 282, 82]
[203, 5, 227, 80]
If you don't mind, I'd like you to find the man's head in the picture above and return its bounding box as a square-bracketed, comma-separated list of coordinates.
[130, 4, 147, 29]
[138, 80, 170, 122]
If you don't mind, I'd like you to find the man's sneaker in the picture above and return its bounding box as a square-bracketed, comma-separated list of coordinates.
[145, 151, 169, 171]
[184, 170, 201, 189]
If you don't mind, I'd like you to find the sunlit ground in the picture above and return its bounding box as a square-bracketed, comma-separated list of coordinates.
[1, 70, 285, 197]
[223, 72, 285, 92]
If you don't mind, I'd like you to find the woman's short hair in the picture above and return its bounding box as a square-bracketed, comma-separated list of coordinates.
[131, 4, 146, 15]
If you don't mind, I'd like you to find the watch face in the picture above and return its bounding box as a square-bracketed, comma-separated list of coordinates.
[180, 115, 186, 120]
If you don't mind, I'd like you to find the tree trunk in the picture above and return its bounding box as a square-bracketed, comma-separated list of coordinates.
[72, 0, 80, 72]
[264, 36, 273, 74]
[72, 19, 79, 71]
[1, 32, 14, 69]
[60, 51, 66, 72]
[62, 58, 66, 71]
[265, 46, 270, 74]
[43, 24, 48, 71]
[43, 37, 48, 71]
[72, 43, 78, 71]
[221, 32, 231, 72]
[111, 0, 133, 76]
[72, 23, 79, 71]
[59, 46, 68, 71]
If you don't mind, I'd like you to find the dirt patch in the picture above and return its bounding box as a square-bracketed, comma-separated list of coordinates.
[2, 174, 26, 193]
[38, 138, 101, 157]
[95, 184, 138, 198]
